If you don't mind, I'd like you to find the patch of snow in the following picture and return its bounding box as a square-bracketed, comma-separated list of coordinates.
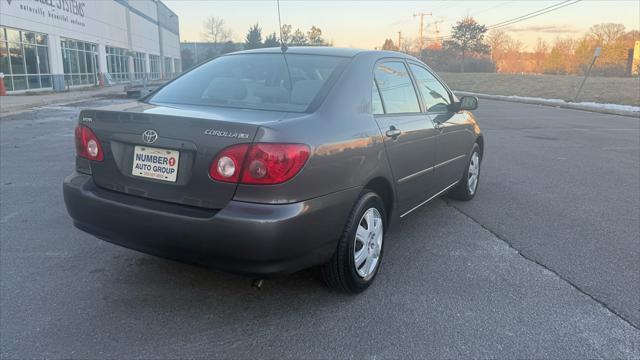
[455, 91, 640, 117]
[571, 101, 640, 113]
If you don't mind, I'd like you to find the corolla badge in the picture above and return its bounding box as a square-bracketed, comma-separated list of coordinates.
[204, 129, 250, 139]
[142, 130, 158, 144]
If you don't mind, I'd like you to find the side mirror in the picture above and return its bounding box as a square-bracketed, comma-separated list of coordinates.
[458, 96, 478, 111]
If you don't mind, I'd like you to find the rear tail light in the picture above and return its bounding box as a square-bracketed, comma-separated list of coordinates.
[209, 143, 310, 185]
[75, 125, 104, 161]
[209, 144, 250, 183]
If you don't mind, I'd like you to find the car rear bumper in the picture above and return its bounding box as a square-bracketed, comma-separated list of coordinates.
[63, 173, 361, 276]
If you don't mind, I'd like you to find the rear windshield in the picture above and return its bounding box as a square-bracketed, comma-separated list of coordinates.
[148, 53, 349, 113]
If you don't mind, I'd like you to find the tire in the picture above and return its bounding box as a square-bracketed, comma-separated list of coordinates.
[448, 143, 481, 201]
[321, 191, 386, 293]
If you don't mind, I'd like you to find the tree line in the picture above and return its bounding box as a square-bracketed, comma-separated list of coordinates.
[181, 16, 330, 69]
[381, 17, 639, 77]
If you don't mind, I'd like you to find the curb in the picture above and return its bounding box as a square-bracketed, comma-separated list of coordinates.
[455, 91, 640, 118]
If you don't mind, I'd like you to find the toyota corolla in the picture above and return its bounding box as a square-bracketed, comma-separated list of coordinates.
[63, 47, 483, 293]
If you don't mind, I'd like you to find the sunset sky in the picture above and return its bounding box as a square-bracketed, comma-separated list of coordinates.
[165, 0, 640, 50]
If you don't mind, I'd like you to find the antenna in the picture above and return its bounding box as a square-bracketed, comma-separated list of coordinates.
[277, 0, 288, 52]
[275, 0, 292, 100]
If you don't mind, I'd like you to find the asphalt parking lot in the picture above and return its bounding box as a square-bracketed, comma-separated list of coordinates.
[1, 99, 639, 359]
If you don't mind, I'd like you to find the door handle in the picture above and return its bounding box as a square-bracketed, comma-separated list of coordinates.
[434, 122, 445, 130]
[385, 127, 402, 139]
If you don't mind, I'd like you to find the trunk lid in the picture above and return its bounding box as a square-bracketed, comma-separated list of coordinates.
[80, 102, 286, 209]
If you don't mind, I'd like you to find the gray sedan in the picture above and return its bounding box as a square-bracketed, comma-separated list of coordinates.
[63, 47, 483, 293]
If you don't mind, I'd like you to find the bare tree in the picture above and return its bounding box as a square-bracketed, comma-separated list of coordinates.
[486, 30, 510, 71]
[307, 26, 325, 46]
[588, 23, 626, 46]
[280, 24, 292, 44]
[486, 30, 509, 59]
[290, 28, 308, 46]
[399, 36, 416, 54]
[532, 38, 548, 73]
[202, 16, 231, 54]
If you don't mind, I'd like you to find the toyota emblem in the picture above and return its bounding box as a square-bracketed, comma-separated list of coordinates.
[142, 130, 158, 144]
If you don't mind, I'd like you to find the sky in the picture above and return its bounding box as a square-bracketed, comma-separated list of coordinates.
[164, 0, 640, 50]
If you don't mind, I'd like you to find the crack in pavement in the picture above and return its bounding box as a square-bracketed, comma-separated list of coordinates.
[443, 199, 640, 332]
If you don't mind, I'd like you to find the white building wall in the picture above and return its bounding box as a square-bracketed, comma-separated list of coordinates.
[161, 28, 180, 59]
[130, 13, 161, 56]
[127, 0, 158, 21]
[1, 1, 131, 51]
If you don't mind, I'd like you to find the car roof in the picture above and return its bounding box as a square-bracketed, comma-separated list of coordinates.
[230, 46, 414, 60]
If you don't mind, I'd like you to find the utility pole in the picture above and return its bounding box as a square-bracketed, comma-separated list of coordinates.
[413, 12, 432, 55]
[429, 15, 443, 49]
[397, 31, 402, 50]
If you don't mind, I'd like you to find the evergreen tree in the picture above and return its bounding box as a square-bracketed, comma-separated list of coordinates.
[264, 32, 279, 48]
[244, 23, 263, 50]
[443, 17, 489, 72]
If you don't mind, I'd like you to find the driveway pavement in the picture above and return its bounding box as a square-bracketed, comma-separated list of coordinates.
[0, 99, 638, 359]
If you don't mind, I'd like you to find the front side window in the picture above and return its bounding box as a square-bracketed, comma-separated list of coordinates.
[409, 63, 451, 113]
[149, 54, 348, 113]
[374, 61, 420, 114]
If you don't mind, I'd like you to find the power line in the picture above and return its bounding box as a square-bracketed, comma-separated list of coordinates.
[421, 0, 582, 42]
[487, 0, 573, 29]
[488, 0, 582, 30]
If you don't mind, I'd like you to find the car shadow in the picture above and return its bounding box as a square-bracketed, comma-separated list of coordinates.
[93, 200, 446, 309]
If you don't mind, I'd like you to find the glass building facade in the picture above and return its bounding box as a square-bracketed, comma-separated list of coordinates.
[133, 51, 146, 80]
[106, 46, 130, 83]
[0, 26, 51, 91]
[163, 56, 173, 79]
[173, 58, 181, 76]
[149, 54, 161, 80]
[61, 38, 99, 87]
[1, 0, 181, 93]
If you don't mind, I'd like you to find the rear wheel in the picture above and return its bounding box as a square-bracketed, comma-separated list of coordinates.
[321, 191, 386, 293]
[448, 143, 481, 201]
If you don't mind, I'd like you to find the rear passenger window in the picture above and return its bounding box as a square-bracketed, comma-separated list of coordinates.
[372, 81, 384, 115]
[409, 64, 451, 113]
[374, 62, 420, 114]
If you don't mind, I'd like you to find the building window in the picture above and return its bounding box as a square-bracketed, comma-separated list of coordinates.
[173, 58, 181, 74]
[149, 54, 161, 80]
[133, 52, 146, 80]
[164, 56, 173, 79]
[106, 46, 130, 83]
[0, 26, 51, 91]
[61, 38, 98, 87]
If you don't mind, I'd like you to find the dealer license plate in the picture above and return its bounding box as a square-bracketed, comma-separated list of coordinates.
[132, 146, 180, 182]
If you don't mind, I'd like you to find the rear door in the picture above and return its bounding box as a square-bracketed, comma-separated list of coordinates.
[81, 104, 281, 209]
[407, 62, 470, 190]
[373, 60, 439, 215]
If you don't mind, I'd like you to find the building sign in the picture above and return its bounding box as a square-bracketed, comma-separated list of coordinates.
[5, 0, 87, 27]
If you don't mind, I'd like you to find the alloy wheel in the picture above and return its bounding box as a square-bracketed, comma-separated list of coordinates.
[468, 151, 480, 195]
[353, 208, 383, 280]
